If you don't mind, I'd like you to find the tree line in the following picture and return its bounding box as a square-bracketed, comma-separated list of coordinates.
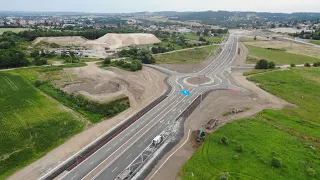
[118, 47, 156, 64]
[289, 30, 320, 40]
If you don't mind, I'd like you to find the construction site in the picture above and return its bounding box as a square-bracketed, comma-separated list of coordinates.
[33, 33, 161, 58]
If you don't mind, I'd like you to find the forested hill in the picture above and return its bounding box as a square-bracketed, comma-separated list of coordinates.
[155, 11, 320, 21]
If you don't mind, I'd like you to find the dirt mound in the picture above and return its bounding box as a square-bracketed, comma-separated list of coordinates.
[91, 33, 161, 49]
[34, 33, 161, 51]
[61, 62, 165, 108]
[33, 36, 87, 46]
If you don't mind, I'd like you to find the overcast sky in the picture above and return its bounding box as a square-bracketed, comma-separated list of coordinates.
[1, 0, 320, 13]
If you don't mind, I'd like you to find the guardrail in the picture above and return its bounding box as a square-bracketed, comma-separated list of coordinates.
[41, 77, 172, 180]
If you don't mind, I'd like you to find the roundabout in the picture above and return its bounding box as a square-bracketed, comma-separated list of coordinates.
[183, 75, 215, 87]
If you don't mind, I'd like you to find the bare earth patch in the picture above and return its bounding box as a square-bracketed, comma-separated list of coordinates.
[8, 62, 167, 180]
[186, 76, 211, 85]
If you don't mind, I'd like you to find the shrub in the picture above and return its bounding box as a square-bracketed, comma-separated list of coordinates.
[232, 155, 239, 160]
[236, 144, 244, 153]
[220, 136, 229, 145]
[32, 57, 47, 66]
[130, 63, 138, 71]
[304, 63, 311, 67]
[255, 59, 269, 69]
[271, 157, 282, 168]
[123, 62, 131, 69]
[219, 172, 230, 180]
[103, 57, 111, 64]
[313, 62, 320, 67]
[34, 80, 42, 87]
[306, 167, 316, 177]
[268, 61, 276, 69]
[290, 63, 296, 67]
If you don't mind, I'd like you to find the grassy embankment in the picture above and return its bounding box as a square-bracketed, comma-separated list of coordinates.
[0, 72, 85, 179]
[154, 45, 217, 64]
[0, 28, 30, 35]
[12, 65, 130, 123]
[310, 40, 320, 45]
[181, 68, 320, 180]
[245, 45, 320, 65]
[243, 68, 280, 76]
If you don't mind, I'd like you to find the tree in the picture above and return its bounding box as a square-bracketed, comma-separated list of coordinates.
[0, 41, 13, 49]
[254, 36, 257, 41]
[30, 50, 40, 58]
[132, 60, 142, 70]
[199, 36, 206, 42]
[255, 59, 269, 69]
[130, 63, 138, 71]
[268, 61, 276, 69]
[0, 49, 30, 69]
[270, 24, 276, 28]
[290, 63, 296, 67]
[203, 29, 210, 36]
[151, 47, 159, 54]
[313, 62, 320, 67]
[304, 63, 311, 67]
[138, 49, 156, 64]
[32, 56, 47, 66]
[103, 57, 111, 64]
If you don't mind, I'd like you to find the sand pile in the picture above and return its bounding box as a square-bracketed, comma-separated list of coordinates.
[34, 33, 161, 50]
[86, 33, 161, 49]
[33, 36, 87, 46]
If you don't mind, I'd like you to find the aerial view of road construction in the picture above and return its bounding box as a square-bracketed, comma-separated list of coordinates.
[1, 1, 320, 180]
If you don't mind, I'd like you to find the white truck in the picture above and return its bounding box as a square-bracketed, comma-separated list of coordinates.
[151, 135, 163, 146]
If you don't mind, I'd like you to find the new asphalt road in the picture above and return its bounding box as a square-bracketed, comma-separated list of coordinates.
[58, 35, 244, 180]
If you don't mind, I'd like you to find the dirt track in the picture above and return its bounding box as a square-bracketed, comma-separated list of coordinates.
[8, 63, 167, 180]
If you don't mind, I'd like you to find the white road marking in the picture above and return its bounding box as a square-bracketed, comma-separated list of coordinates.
[71, 173, 78, 180]
[126, 154, 131, 159]
[90, 160, 96, 165]
[112, 167, 117, 172]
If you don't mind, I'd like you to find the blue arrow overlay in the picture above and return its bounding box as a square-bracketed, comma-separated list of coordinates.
[180, 89, 191, 96]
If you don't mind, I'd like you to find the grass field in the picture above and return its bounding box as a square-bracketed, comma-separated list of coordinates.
[243, 68, 280, 76]
[0, 72, 85, 179]
[183, 33, 222, 43]
[246, 45, 320, 65]
[154, 45, 217, 64]
[310, 40, 320, 45]
[181, 68, 320, 180]
[0, 28, 30, 35]
[11, 65, 130, 123]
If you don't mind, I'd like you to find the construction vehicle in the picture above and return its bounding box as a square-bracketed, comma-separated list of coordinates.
[152, 135, 163, 146]
[197, 130, 206, 142]
[116, 169, 132, 180]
